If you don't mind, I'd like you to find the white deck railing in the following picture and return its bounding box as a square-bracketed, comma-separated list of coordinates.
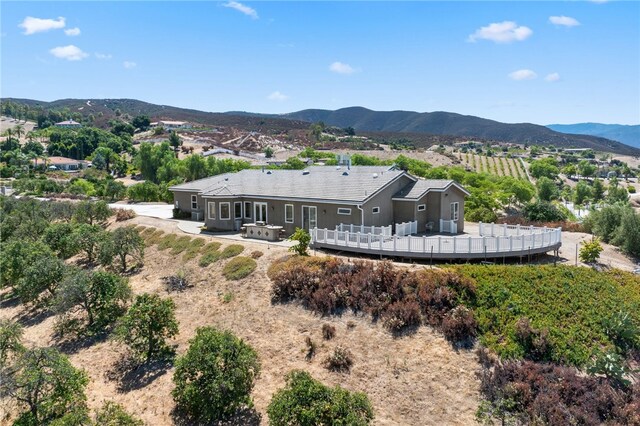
[336, 223, 392, 236]
[439, 219, 457, 234]
[312, 223, 561, 257]
[395, 220, 418, 236]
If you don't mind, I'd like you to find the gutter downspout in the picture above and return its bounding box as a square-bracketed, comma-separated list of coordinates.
[357, 204, 364, 226]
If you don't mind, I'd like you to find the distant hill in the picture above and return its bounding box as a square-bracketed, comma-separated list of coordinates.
[281, 107, 640, 155]
[547, 123, 640, 149]
[4, 98, 639, 155]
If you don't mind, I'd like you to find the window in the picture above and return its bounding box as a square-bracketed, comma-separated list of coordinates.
[207, 202, 216, 220]
[234, 202, 243, 219]
[191, 195, 198, 210]
[337, 208, 351, 215]
[219, 202, 231, 220]
[254, 202, 268, 223]
[417, 204, 426, 211]
[450, 202, 459, 221]
[285, 204, 294, 223]
[175, 200, 180, 208]
[244, 202, 252, 219]
[372, 207, 380, 214]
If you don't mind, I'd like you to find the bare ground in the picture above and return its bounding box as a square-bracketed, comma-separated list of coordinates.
[0, 216, 481, 425]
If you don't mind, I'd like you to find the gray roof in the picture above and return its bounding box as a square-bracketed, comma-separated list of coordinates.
[170, 166, 408, 203]
[393, 179, 468, 200]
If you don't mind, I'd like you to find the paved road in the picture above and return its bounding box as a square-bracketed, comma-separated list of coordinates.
[108, 202, 174, 219]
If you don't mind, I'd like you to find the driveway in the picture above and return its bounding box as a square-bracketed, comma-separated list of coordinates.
[108, 202, 174, 219]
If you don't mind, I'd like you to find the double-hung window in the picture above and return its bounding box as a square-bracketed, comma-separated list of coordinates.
[285, 204, 294, 223]
[207, 202, 216, 220]
[219, 202, 231, 220]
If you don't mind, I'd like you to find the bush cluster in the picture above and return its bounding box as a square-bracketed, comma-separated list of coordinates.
[268, 256, 477, 341]
[477, 360, 640, 425]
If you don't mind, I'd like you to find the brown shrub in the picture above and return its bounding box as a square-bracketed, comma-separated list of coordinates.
[382, 298, 422, 332]
[441, 306, 477, 343]
[115, 209, 136, 222]
[323, 346, 354, 372]
[322, 324, 336, 340]
[250, 250, 263, 259]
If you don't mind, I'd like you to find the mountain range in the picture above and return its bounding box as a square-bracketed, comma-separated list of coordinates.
[5, 98, 640, 156]
[546, 123, 640, 149]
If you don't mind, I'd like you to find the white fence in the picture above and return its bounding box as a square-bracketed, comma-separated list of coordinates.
[337, 223, 392, 236]
[395, 220, 418, 237]
[312, 223, 562, 258]
[439, 219, 457, 234]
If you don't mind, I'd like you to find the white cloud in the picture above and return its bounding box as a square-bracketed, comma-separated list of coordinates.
[468, 21, 532, 43]
[549, 16, 580, 27]
[223, 1, 258, 19]
[49, 45, 88, 61]
[123, 61, 137, 69]
[267, 91, 289, 101]
[95, 52, 112, 60]
[545, 72, 561, 82]
[508, 69, 538, 81]
[64, 27, 81, 36]
[19, 16, 66, 35]
[329, 61, 356, 75]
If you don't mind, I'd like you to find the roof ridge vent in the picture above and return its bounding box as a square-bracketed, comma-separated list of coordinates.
[266, 170, 272, 174]
[373, 173, 379, 178]
[342, 171, 349, 176]
[302, 170, 310, 175]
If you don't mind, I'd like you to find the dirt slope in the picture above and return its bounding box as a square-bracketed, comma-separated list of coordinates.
[0, 217, 480, 425]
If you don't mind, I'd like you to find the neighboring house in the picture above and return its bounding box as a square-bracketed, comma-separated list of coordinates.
[54, 120, 82, 129]
[156, 121, 192, 131]
[170, 166, 468, 234]
[40, 156, 90, 171]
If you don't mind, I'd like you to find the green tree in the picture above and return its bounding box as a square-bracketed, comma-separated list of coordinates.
[116, 293, 179, 362]
[172, 327, 261, 422]
[183, 154, 207, 182]
[169, 131, 182, 158]
[267, 370, 374, 426]
[3, 348, 89, 425]
[104, 179, 127, 201]
[577, 160, 597, 179]
[54, 269, 132, 331]
[92, 401, 144, 426]
[16, 255, 66, 306]
[131, 115, 151, 132]
[71, 224, 106, 263]
[127, 181, 160, 202]
[0, 319, 24, 367]
[264, 146, 274, 158]
[574, 180, 593, 205]
[99, 227, 145, 272]
[0, 240, 53, 289]
[607, 178, 629, 204]
[92, 146, 117, 172]
[523, 201, 567, 222]
[73, 200, 112, 225]
[42, 222, 78, 259]
[612, 208, 640, 258]
[592, 178, 605, 202]
[562, 163, 576, 179]
[536, 177, 558, 202]
[579, 238, 603, 264]
[288, 228, 311, 256]
[529, 158, 559, 180]
[110, 121, 135, 138]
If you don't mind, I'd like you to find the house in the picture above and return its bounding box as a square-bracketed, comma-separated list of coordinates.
[156, 121, 192, 131]
[169, 166, 468, 234]
[40, 156, 90, 171]
[54, 120, 82, 129]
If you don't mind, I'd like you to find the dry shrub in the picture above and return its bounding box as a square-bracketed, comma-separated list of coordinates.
[323, 346, 353, 373]
[322, 324, 336, 340]
[514, 317, 552, 362]
[441, 306, 477, 344]
[145, 229, 165, 246]
[382, 298, 422, 332]
[251, 250, 263, 259]
[304, 336, 317, 361]
[269, 256, 478, 337]
[115, 209, 136, 222]
[478, 360, 640, 425]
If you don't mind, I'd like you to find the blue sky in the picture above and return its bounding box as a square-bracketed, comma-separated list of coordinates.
[1, 1, 639, 125]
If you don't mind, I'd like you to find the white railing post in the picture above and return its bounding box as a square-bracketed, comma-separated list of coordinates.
[407, 235, 411, 252]
[334, 230, 338, 245]
[345, 231, 349, 246]
[380, 235, 383, 250]
[438, 236, 441, 252]
[367, 233, 371, 250]
[453, 236, 457, 253]
[509, 235, 513, 251]
[516, 224, 521, 235]
[521, 234, 524, 250]
[503, 223, 507, 236]
[469, 236, 472, 253]
[423, 236, 426, 253]
[350, 224, 354, 233]
[357, 232, 361, 248]
[491, 222, 495, 236]
[440, 219, 443, 233]
[479, 222, 483, 235]
[393, 235, 397, 252]
[496, 236, 500, 252]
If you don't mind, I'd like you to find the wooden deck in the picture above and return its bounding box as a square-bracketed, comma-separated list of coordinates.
[311, 223, 562, 260]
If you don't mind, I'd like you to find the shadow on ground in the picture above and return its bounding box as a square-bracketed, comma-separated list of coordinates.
[106, 356, 174, 392]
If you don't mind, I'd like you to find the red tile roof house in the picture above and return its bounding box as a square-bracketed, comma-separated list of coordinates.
[39, 156, 90, 171]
